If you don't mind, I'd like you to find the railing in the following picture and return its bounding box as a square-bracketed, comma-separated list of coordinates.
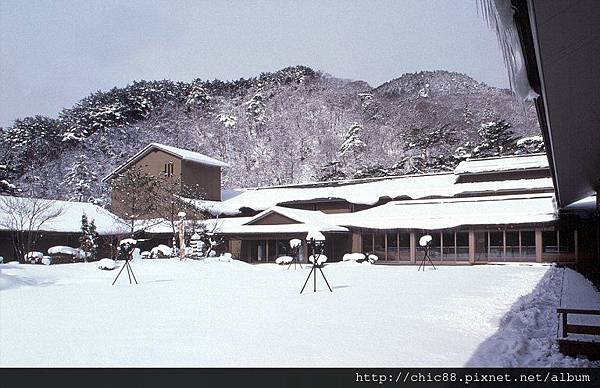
[557, 308, 600, 338]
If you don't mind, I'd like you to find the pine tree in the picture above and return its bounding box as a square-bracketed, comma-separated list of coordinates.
[339, 123, 366, 156]
[79, 213, 98, 261]
[65, 155, 97, 201]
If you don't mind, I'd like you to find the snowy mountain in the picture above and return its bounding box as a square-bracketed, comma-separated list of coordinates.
[0, 66, 542, 204]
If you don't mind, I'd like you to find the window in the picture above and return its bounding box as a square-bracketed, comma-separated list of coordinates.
[543, 230, 558, 253]
[442, 231, 455, 260]
[428, 232, 441, 260]
[374, 234, 386, 260]
[362, 234, 373, 253]
[505, 231, 520, 261]
[163, 161, 174, 177]
[398, 232, 411, 261]
[386, 232, 398, 261]
[456, 232, 469, 260]
[489, 231, 504, 259]
[521, 231, 536, 258]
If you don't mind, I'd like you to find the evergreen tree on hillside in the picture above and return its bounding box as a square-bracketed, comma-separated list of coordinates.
[339, 123, 366, 156]
[472, 120, 517, 157]
[1, 116, 60, 174]
[65, 155, 97, 202]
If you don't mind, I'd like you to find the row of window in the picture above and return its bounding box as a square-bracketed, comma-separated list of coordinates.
[361, 229, 576, 262]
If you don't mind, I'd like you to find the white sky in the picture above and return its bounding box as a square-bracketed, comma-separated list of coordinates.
[0, 0, 507, 127]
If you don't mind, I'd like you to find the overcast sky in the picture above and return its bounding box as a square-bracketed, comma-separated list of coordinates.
[0, 0, 507, 128]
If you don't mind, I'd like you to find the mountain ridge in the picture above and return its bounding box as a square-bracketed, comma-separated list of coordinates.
[0, 65, 543, 204]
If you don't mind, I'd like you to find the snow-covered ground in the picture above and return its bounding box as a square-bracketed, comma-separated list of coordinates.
[0, 260, 597, 367]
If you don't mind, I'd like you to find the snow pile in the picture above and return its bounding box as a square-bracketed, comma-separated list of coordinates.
[150, 245, 172, 258]
[517, 136, 544, 146]
[466, 267, 598, 367]
[97, 259, 116, 270]
[306, 230, 326, 241]
[275, 256, 294, 265]
[24, 252, 43, 263]
[48, 246, 79, 256]
[367, 254, 379, 263]
[343, 253, 366, 262]
[41, 257, 51, 266]
[289, 239, 302, 249]
[119, 238, 137, 246]
[308, 255, 327, 265]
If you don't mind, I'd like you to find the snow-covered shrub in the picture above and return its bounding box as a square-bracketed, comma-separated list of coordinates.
[24, 251, 43, 264]
[0, 256, 3, 264]
[208, 250, 217, 257]
[367, 254, 379, 264]
[275, 256, 294, 265]
[150, 244, 172, 258]
[141, 251, 151, 259]
[97, 258, 116, 270]
[48, 246, 89, 264]
[308, 254, 327, 265]
[41, 256, 52, 265]
[342, 253, 366, 262]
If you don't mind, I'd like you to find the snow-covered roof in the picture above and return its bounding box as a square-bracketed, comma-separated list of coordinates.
[102, 143, 229, 181]
[329, 193, 557, 230]
[563, 195, 597, 215]
[454, 154, 549, 175]
[211, 172, 553, 214]
[211, 206, 348, 235]
[0, 196, 128, 235]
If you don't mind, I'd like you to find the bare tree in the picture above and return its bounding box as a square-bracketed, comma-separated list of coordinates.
[109, 166, 159, 234]
[0, 196, 64, 262]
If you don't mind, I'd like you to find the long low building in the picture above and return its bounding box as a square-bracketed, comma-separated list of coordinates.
[179, 152, 595, 266]
[8, 144, 594, 266]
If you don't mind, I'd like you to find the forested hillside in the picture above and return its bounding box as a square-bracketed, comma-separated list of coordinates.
[0, 65, 543, 204]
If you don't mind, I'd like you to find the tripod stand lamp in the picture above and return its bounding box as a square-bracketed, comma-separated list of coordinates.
[112, 238, 139, 285]
[287, 238, 303, 269]
[418, 234, 437, 271]
[300, 230, 333, 293]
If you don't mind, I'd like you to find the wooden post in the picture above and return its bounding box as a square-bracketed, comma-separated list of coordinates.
[410, 232, 416, 264]
[179, 220, 185, 259]
[562, 311, 568, 338]
[351, 233, 361, 252]
[468, 230, 475, 264]
[535, 229, 543, 263]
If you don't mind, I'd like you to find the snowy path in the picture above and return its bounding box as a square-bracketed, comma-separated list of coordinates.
[0, 260, 596, 366]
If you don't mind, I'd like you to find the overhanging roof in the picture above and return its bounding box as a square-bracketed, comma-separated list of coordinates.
[511, 0, 600, 206]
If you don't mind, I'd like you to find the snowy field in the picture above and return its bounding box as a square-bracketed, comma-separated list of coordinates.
[0, 259, 597, 367]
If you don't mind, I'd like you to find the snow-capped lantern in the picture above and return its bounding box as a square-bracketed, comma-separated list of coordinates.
[419, 235, 433, 247]
[305, 230, 325, 257]
[189, 233, 204, 258]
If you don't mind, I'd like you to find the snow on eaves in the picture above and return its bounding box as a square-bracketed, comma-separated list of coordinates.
[0, 196, 128, 235]
[151, 143, 229, 168]
[210, 173, 554, 214]
[329, 193, 557, 230]
[454, 154, 549, 175]
[241, 206, 348, 233]
[102, 143, 228, 182]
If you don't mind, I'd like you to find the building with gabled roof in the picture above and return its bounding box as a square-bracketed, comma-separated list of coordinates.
[102, 144, 597, 266]
[102, 143, 229, 217]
